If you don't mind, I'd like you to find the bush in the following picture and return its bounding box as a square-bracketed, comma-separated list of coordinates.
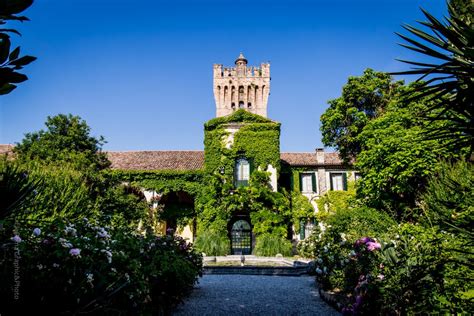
[421, 160, 473, 232]
[300, 207, 395, 291]
[253, 234, 292, 257]
[0, 218, 202, 315]
[194, 230, 230, 256]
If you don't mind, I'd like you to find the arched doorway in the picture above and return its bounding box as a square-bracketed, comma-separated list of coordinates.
[230, 218, 252, 255]
[159, 191, 195, 238]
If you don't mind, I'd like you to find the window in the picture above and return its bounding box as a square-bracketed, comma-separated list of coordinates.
[330, 172, 347, 191]
[300, 173, 316, 193]
[354, 172, 362, 181]
[239, 101, 245, 109]
[235, 158, 250, 187]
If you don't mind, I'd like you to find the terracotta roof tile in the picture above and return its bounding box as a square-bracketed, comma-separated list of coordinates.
[0, 144, 344, 170]
[280, 152, 343, 166]
[280, 152, 317, 166]
[107, 151, 205, 171]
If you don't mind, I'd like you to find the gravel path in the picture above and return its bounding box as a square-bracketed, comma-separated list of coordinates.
[173, 275, 339, 316]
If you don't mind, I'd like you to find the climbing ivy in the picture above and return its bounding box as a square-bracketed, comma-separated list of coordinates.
[106, 169, 203, 196]
[204, 109, 281, 175]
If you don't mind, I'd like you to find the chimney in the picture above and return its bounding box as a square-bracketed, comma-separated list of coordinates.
[315, 148, 324, 164]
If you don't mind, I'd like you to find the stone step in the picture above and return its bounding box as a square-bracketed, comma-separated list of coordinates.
[203, 266, 309, 276]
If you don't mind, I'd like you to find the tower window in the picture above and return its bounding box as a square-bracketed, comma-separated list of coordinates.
[248, 102, 252, 108]
[239, 101, 245, 109]
[235, 158, 250, 187]
[231, 102, 236, 110]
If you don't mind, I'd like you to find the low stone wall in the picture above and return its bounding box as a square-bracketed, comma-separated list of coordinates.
[203, 265, 309, 276]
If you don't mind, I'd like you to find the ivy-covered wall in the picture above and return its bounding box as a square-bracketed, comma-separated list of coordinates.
[107, 170, 203, 196]
[204, 109, 281, 176]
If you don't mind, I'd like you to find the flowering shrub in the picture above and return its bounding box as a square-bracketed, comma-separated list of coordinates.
[0, 218, 202, 315]
[305, 218, 472, 315]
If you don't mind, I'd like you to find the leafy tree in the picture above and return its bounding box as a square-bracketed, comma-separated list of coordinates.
[0, 0, 36, 95]
[393, 3, 473, 156]
[355, 83, 457, 220]
[320, 69, 403, 164]
[449, 0, 473, 24]
[15, 114, 111, 171]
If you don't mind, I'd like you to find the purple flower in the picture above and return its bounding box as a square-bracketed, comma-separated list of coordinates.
[69, 248, 81, 257]
[11, 235, 21, 243]
[33, 228, 41, 236]
[355, 237, 375, 246]
[366, 242, 381, 251]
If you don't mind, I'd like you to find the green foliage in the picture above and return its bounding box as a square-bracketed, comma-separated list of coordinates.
[197, 171, 292, 238]
[355, 86, 457, 220]
[450, 0, 473, 24]
[108, 169, 203, 196]
[291, 191, 316, 232]
[200, 112, 288, 239]
[15, 114, 110, 171]
[253, 234, 292, 257]
[320, 69, 403, 164]
[297, 206, 395, 260]
[204, 109, 274, 130]
[0, 158, 40, 219]
[0, 219, 203, 315]
[422, 160, 473, 231]
[0, 0, 36, 95]
[315, 180, 356, 222]
[393, 4, 474, 155]
[194, 230, 230, 256]
[376, 224, 472, 314]
[204, 113, 281, 174]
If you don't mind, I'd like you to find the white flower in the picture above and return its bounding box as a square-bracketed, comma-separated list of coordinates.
[111, 268, 117, 273]
[37, 264, 43, 270]
[69, 248, 81, 257]
[65, 225, 77, 237]
[124, 273, 130, 282]
[315, 268, 323, 275]
[33, 228, 41, 236]
[52, 263, 60, 268]
[96, 228, 110, 239]
[101, 249, 113, 263]
[86, 273, 94, 287]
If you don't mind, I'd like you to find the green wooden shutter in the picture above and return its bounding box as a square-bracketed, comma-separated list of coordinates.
[311, 173, 317, 193]
[300, 219, 306, 240]
[343, 172, 348, 191]
[249, 158, 254, 175]
[299, 173, 303, 192]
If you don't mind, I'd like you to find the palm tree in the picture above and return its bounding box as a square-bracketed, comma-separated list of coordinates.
[393, 4, 473, 157]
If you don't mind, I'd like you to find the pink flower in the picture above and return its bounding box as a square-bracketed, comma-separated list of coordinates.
[355, 237, 374, 246]
[69, 248, 81, 257]
[378, 274, 385, 280]
[11, 235, 22, 243]
[366, 242, 381, 251]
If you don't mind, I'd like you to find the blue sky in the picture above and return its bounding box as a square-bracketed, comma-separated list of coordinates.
[0, 0, 448, 151]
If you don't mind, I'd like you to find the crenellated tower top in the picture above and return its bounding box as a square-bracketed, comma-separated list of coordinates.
[213, 53, 270, 117]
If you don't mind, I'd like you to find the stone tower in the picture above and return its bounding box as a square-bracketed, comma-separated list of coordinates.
[213, 53, 270, 118]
